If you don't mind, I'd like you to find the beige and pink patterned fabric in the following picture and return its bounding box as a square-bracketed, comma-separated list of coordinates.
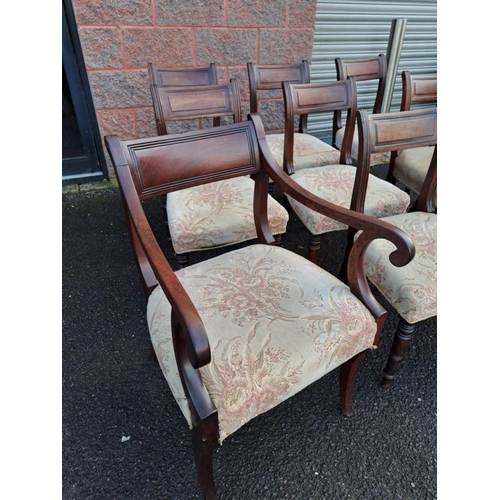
[335, 125, 391, 167]
[266, 133, 341, 171]
[286, 165, 411, 235]
[147, 244, 378, 442]
[167, 177, 289, 255]
[360, 211, 437, 324]
[393, 146, 437, 205]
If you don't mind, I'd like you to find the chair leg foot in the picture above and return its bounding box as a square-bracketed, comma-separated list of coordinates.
[339, 351, 365, 417]
[308, 234, 321, 264]
[192, 420, 219, 500]
[382, 318, 415, 388]
[176, 253, 190, 269]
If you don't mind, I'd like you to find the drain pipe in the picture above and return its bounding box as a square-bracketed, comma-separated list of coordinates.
[381, 18, 407, 113]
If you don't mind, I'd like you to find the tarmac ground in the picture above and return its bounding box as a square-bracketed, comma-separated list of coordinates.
[62, 164, 437, 499]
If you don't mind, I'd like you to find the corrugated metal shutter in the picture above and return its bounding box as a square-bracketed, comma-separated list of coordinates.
[309, 0, 437, 138]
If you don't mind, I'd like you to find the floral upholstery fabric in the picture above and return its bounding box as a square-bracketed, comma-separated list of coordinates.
[147, 244, 378, 442]
[266, 133, 341, 171]
[286, 165, 411, 235]
[359, 211, 437, 324]
[167, 177, 289, 255]
[393, 146, 437, 205]
[335, 125, 391, 167]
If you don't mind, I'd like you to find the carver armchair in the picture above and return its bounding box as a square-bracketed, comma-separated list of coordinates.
[281, 77, 411, 263]
[354, 106, 437, 387]
[247, 61, 341, 175]
[334, 54, 391, 166]
[386, 71, 437, 203]
[147, 79, 288, 268]
[105, 114, 415, 499]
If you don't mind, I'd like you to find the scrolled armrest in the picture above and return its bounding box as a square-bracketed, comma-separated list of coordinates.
[249, 113, 415, 318]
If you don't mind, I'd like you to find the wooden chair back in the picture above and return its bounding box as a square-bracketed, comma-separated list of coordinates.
[151, 80, 242, 136]
[334, 54, 387, 138]
[356, 107, 437, 213]
[148, 63, 218, 88]
[147, 63, 220, 135]
[105, 117, 417, 498]
[247, 61, 310, 133]
[105, 120, 270, 295]
[400, 71, 437, 111]
[281, 77, 357, 173]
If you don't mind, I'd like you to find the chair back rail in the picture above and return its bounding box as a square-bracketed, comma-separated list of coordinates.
[282, 77, 357, 172]
[400, 71, 437, 111]
[247, 61, 310, 133]
[148, 63, 218, 87]
[107, 122, 261, 200]
[152, 80, 242, 136]
[355, 106, 437, 214]
[148, 63, 221, 135]
[334, 54, 387, 137]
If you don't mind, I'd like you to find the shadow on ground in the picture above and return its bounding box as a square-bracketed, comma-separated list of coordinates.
[62, 164, 436, 499]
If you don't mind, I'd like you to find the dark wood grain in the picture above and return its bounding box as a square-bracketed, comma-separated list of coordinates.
[105, 116, 419, 498]
[151, 80, 241, 136]
[334, 54, 387, 142]
[282, 77, 357, 174]
[247, 61, 310, 133]
[351, 107, 437, 389]
[148, 63, 220, 135]
[388, 71, 437, 185]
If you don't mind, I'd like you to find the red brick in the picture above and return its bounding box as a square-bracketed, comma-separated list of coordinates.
[135, 107, 157, 138]
[259, 29, 315, 64]
[196, 29, 257, 66]
[79, 28, 122, 70]
[123, 28, 194, 68]
[88, 71, 150, 109]
[96, 108, 136, 142]
[288, 0, 318, 28]
[227, 0, 286, 27]
[72, 0, 153, 26]
[156, 0, 224, 27]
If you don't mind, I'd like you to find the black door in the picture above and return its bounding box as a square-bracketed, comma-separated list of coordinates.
[62, 0, 108, 185]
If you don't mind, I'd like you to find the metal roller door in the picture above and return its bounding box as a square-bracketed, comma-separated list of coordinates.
[309, 0, 437, 139]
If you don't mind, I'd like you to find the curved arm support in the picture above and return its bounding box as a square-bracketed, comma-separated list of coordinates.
[172, 310, 218, 425]
[107, 140, 212, 371]
[249, 113, 415, 317]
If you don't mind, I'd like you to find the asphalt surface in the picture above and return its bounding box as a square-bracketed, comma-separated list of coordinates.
[62, 165, 437, 500]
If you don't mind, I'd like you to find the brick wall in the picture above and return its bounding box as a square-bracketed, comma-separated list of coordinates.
[72, 0, 318, 158]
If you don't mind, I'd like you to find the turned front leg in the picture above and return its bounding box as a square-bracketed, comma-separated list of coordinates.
[382, 318, 416, 388]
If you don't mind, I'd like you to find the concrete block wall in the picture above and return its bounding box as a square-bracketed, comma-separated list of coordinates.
[72, 0, 318, 159]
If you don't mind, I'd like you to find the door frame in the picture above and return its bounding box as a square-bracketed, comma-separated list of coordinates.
[62, 0, 108, 185]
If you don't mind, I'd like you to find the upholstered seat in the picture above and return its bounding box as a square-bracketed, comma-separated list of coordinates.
[105, 116, 416, 499]
[247, 61, 340, 176]
[167, 177, 288, 255]
[280, 77, 411, 263]
[146, 77, 289, 268]
[148, 244, 377, 442]
[393, 146, 437, 206]
[352, 106, 437, 388]
[287, 165, 410, 235]
[266, 133, 340, 171]
[387, 72, 437, 204]
[361, 211, 437, 324]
